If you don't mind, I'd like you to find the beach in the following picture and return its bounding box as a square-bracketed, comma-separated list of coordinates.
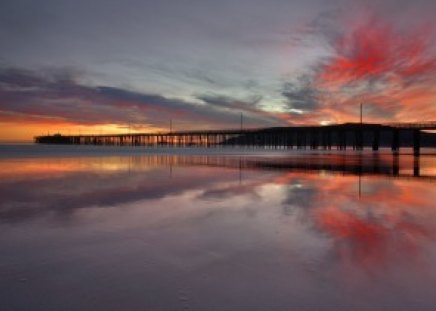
[1, 145, 436, 310]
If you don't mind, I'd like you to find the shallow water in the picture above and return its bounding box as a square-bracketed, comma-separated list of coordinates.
[1, 145, 436, 311]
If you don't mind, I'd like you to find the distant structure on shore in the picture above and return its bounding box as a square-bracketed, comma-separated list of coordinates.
[35, 122, 436, 156]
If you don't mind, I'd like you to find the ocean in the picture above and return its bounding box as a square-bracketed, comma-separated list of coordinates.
[1, 144, 436, 311]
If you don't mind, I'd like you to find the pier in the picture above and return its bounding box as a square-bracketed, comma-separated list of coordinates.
[35, 122, 436, 156]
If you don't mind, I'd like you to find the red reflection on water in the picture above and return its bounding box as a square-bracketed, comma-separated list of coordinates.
[311, 176, 435, 268]
[1, 152, 436, 271]
[316, 207, 388, 265]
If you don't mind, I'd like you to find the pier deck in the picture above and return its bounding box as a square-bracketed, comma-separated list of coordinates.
[35, 122, 436, 156]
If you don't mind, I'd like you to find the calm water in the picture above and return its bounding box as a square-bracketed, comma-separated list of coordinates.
[1, 145, 436, 311]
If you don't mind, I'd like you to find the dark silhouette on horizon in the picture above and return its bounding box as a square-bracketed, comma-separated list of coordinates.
[35, 122, 436, 156]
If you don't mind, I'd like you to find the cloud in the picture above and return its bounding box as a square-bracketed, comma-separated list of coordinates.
[0, 67, 287, 130]
[318, 16, 436, 87]
[295, 9, 436, 123]
[281, 75, 320, 112]
[198, 94, 283, 123]
[2, 2, 436, 133]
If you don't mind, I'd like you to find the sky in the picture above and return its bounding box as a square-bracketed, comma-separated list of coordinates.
[1, 0, 436, 141]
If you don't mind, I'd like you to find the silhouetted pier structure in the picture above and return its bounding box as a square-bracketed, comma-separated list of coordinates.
[35, 122, 436, 156]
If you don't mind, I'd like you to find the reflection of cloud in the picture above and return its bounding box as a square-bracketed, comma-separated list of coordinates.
[0, 162, 242, 222]
[199, 183, 261, 201]
[315, 206, 433, 268]
[282, 183, 316, 211]
[1, 152, 436, 272]
[311, 177, 436, 269]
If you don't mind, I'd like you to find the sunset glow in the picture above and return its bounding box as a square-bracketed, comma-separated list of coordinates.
[1, 1, 435, 141]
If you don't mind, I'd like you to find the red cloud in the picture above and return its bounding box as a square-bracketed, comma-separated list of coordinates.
[310, 13, 436, 124]
[319, 16, 436, 86]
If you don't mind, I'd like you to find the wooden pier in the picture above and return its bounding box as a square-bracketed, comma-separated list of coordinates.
[35, 122, 436, 156]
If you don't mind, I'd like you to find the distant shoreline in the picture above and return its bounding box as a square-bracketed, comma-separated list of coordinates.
[0, 140, 33, 144]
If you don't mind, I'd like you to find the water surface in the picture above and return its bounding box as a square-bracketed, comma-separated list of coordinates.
[1, 145, 436, 311]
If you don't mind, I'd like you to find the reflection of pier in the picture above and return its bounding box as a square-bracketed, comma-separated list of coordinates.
[245, 156, 435, 183]
[35, 122, 436, 156]
[119, 154, 436, 183]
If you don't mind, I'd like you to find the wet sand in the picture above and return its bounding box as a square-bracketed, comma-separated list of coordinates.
[1, 145, 436, 311]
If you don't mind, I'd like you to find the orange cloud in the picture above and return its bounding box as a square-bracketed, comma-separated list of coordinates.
[310, 13, 436, 123]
